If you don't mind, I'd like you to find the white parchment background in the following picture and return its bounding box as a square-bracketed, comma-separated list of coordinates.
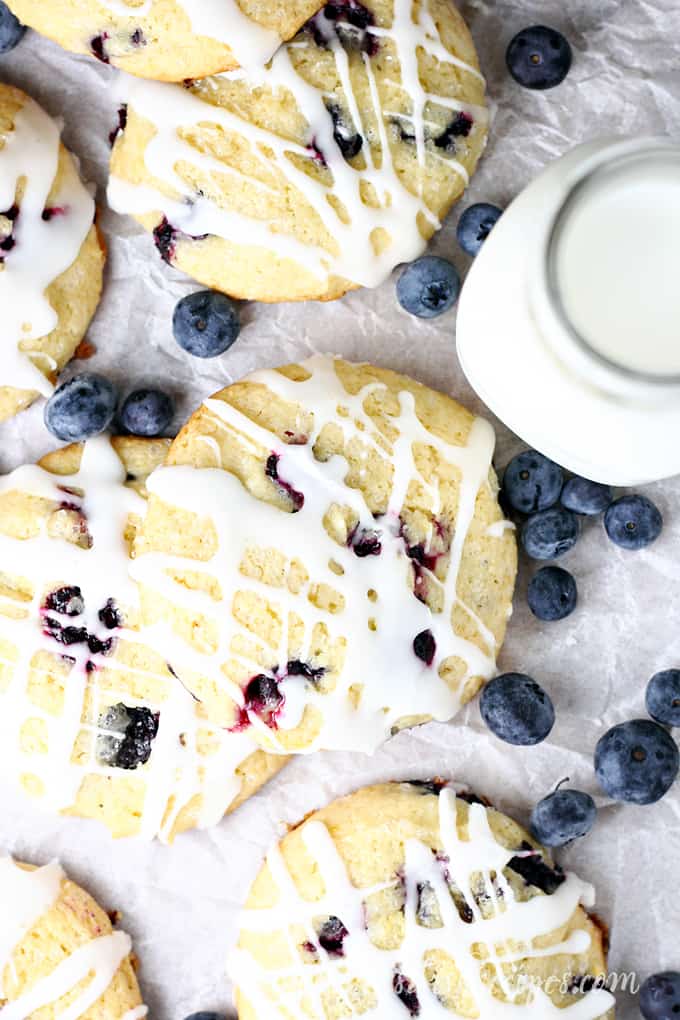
[1, 1, 679, 1016]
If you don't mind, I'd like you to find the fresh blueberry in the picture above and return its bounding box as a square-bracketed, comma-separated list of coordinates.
[521, 508, 579, 560]
[480, 672, 555, 746]
[44, 374, 117, 442]
[120, 388, 174, 437]
[173, 290, 240, 358]
[640, 972, 680, 1020]
[561, 476, 612, 516]
[527, 566, 577, 621]
[646, 670, 680, 728]
[183, 1014, 225, 1020]
[0, 3, 25, 54]
[506, 25, 572, 90]
[396, 256, 460, 319]
[502, 450, 563, 514]
[456, 203, 502, 257]
[604, 494, 662, 550]
[595, 719, 679, 805]
[530, 789, 596, 847]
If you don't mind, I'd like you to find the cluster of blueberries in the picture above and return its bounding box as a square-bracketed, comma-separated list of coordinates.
[503, 449, 664, 621]
[43, 290, 240, 442]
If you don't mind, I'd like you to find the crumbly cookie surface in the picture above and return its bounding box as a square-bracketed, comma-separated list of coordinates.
[133, 356, 517, 754]
[109, 0, 487, 300]
[0, 83, 104, 424]
[6, 0, 323, 81]
[0, 856, 145, 1019]
[233, 782, 615, 1019]
[0, 436, 284, 841]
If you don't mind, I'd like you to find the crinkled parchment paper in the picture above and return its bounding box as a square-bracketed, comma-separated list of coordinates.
[1, 2, 679, 1016]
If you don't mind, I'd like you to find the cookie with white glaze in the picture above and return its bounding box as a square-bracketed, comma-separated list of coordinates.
[108, 0, 487, 301]
[6, 0, 323, 82]
[0, 436, 285, 841]
[0, 856, 145, 1018]
[133, 355, 517, 755]
[0, 84, 105, 424]
[232, 782, 615, 1020]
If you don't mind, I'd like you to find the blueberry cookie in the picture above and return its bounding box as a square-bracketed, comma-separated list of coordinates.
[133, 356, 517, 754]
[6, 0, 323, 81]
[232, 782, 615, 1019]
[0, 856, 145, 1017]
[0, 84, 105, 424]
[108, 0, 487, 301]
[0, 436, 285, 841]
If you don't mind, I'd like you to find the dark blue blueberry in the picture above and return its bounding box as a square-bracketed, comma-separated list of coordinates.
[120, 388, 174, 437]
[173, 290, 241, 358]
[325, 102, 363, 159]
[413, 629, 436, 666]
[480, 672, 555, 746]
[527, 566, 577, 621]
[640, 972, 680, 1020]
[502, 450, 563, 514]
[646, 670, 680, 728]
[45, 586, 84, 617]
[317, 916, 348, 956]
[90, 31, 110, 63]
[433, 112, 474, 152]
[244, 674, 283, 725]
[392, 972, 420, 1016]
[595, 719, 679, 805]
[44, 374, 117, 442]
[507, 841, 565, 893]
[97, 703, 159, 770]
[396, 256, 460, 319]
[183, 1014, 225, 1020]
[456, 203, 502, 256]
[0, 3, 25, 53]
[604, 494, 662, 550]
[521, 508, 579, 560]
[561, 476, 612, 515]
[530, 789, 596, 847]
[506, 25, 572, 90]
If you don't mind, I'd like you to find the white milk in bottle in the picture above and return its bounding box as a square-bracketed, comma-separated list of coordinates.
[456, 138, 680, 484]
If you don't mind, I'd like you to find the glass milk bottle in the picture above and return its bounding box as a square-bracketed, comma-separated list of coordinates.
[456, 138, 680, 485]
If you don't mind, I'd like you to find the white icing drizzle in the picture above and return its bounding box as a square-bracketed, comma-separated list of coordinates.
[0, 857, 142, 1019]
[0, 437, 259, 842]
[0, 94, 95, 398]
[107, 0, 486, 290]
[131, 355, 510, 753]
[231, 789, 615, 1018]
[97, 0, 280, 68]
